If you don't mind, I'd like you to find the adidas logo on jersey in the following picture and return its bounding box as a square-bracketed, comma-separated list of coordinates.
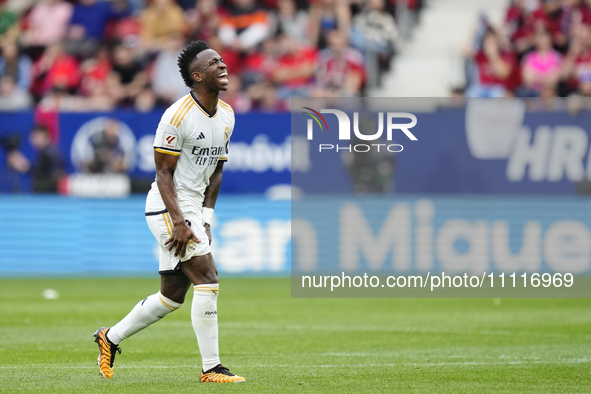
[196, 132, 205, 140]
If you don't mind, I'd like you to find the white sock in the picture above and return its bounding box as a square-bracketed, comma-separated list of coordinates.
[192, 284, 221, 371]
[107, 292, 182, 345]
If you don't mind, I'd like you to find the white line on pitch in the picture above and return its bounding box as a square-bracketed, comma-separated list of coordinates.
[1, 358, 590, 370]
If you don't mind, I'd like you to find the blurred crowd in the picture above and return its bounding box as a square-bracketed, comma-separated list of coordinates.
[464, 0, 591, 98]
[0, 0, 407, 113]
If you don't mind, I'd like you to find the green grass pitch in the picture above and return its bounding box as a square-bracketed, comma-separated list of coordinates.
[0, 277, 590, 393]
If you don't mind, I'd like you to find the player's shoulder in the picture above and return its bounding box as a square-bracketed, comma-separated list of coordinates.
[217, 99, 235, 115]
[161, 94, 196, 129]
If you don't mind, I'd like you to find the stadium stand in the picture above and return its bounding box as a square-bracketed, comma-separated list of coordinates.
[0, 0, 420, 112]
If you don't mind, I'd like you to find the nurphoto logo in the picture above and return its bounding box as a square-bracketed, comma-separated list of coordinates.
[303, 107, 418, 153]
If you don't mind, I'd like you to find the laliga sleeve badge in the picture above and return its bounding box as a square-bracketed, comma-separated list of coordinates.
[164, 133, 177, 149]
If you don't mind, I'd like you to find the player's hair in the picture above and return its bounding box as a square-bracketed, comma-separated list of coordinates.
[177, 41, 210, 88]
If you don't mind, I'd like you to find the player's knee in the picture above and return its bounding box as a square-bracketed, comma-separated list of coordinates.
[160, 279, 191, 304]
[202, 267, 218, 284]
[160, 287, 187, 304]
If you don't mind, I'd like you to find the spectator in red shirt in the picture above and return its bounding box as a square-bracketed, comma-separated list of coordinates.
[186, 0, 227, 43]
[242, 37, 279, 86]
[533, 0, 570, 50]
[31, 42, 81, 99]
[271, 34, 316, 98]
[315, 29, 365, 96]
[79, 45, 115, 109]
[504, 0, 539, 54]
[465, 30, 519, 97]
[561, 23, 591, 95]
[218, 0, 271, 52]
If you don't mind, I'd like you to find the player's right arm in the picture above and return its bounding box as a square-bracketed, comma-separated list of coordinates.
[153, 100, 200, 258]
[155, 151, 200, 258]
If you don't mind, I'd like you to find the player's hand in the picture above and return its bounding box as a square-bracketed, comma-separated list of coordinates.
[165, 221, 201, 258]
[204, 223, 212, 245]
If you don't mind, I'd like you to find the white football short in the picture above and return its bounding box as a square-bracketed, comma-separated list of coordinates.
[145, 208, 211, 274]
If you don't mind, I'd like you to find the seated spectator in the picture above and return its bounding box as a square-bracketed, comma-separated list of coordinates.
[270, 34, 316, 98]
[63, 24, 99, 59]
[107, 43, 148, 106]
[69, 0, 129, 42]
[186, 0, 226, 42]
[350, 0, 398, 85]
[520, 29, 563, 96]
[38, 83, 115, 111]
[79, 45, 116, 109]
[315, 29, 365, 96]
[308, 0, 351, 49]
[504, 0, 539, 55]
[219, 0, 271, 52]
[109, 17, 141, 46]
[151, 34, 189, 104]
[37, 85, 85, 111]
[135, 87, 158, 112]
[140, 0, 186, 51]
[85, 119, 126, 173]
[1, 133, 30, 193]
[22, 0, 73, 48]
[0, 39, 32, 91]
[578, 0, 591, 24]
[0, 1, 18, 41]
[249, 81, 287, 111]
[269, 0, 309, 44]
[29, 125, 65, 193]
[533, 0, 570, 51]
[31, 42, 81, 99]
[561, 23, 591, 95]
[242, 37, 279, 86]
[465, 30, 519, 97]
[0, 75, 32, 111]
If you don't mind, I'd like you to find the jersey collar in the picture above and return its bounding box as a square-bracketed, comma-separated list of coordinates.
[190, 91, 217, 118]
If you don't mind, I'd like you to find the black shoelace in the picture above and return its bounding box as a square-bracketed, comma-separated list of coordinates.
[110, 345, 122, 367]
[213, 365, 234, 376]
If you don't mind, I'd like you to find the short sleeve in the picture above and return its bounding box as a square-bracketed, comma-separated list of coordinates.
[219, 117, 234, 162]
[154, 117, 184, 157]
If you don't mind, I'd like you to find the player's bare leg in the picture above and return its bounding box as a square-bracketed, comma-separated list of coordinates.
[181, 253, 245, 383]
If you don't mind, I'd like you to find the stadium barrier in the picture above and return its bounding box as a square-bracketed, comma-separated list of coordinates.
[1, 194, 590, 277]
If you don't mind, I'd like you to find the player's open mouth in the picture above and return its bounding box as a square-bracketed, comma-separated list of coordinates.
[218, 73, 228, 84]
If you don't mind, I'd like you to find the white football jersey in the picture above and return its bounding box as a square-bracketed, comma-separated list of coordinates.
[145, 92, 235, 214]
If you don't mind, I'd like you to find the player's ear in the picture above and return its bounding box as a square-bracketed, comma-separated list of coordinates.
[192, 71, 202, 83]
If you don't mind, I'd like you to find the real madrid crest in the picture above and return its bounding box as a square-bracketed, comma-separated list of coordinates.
[224, 126, 230, 141]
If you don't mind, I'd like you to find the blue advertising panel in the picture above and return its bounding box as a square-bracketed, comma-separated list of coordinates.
[58, 111, 291, 193]
[292, 195, 591, 275]
[0, 195, 290, 276]
[0, 110, 291, 194]
[292, 100, 591, 194]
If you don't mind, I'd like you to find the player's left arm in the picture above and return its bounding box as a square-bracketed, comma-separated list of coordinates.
[202, 160, 225, 245]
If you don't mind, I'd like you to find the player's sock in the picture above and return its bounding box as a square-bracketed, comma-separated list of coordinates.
[107, 292, 182, 345]
[191, 284, 221, 371]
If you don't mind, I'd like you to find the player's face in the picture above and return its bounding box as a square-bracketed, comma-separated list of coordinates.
[193, 49, 229, 91]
